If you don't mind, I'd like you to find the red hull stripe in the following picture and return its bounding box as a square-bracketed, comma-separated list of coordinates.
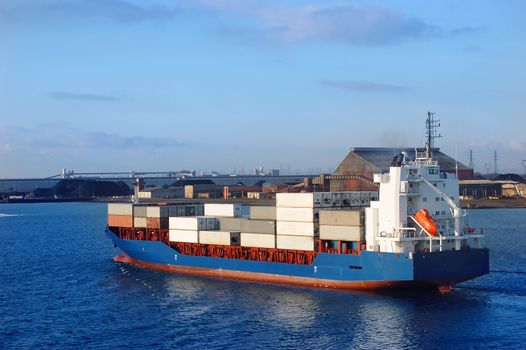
[114, 255, 420, 290]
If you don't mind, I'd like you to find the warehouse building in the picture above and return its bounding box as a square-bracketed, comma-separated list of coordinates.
[330, 147, 474, 192]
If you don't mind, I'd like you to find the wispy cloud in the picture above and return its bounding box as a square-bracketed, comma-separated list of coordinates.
[320, 80, 409, 93]
[1, 0, 180, 22]
[2, 1, 477, 46]
[50, 91, 119, 102]
[463, 45, 484, 53]
[1, 125, 184, 152]
[198, 1, 440, 46]
[451, 26, 479, 36]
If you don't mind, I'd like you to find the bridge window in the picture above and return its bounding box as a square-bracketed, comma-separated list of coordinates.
[436, 197, 440, 201]
[423, 197, 427, 202]
[349, 265, 363, 270]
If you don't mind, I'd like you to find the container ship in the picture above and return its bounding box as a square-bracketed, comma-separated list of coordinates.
[105, 146, 489, 291]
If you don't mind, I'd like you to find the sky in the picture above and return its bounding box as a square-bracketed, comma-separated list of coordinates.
[1, 0, 525, 177]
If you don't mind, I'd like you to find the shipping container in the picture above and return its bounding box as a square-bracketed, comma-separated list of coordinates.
[218, 218, 243, 231]
[199, 231, 240, 246]
[276, 193, 323, 208]
[108, 203, 133, 216]
[133, 217, 147, 228]
[169, 229, 198, 243]
[276, 235, 315, 251]
[133, 205, 148, 217]
[241, 220, 275, 234]
[319, 225, 364, 241]
[249, 206, 276, 220]
[276, 207, 316, 222]
[146, 206, 169, 218]
[169, 217, 218, 230]
[168, 206, 185, 217]
[108, 214, 133, 228]
[276, 221, 316, 236]
[240, 233, 276, 248]
[204, 203, 242, 217]
[147, 217, 169, 229]
[319, 210, 364, 226]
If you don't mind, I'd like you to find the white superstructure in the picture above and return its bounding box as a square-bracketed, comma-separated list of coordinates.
[366, 150, 483, 254]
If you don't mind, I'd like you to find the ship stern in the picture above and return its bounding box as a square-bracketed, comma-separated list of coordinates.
[412, 248, 489, 287]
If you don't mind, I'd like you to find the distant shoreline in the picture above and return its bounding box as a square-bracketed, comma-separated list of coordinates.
[2, 197, 526, 209]
[461, 198, 526, 209]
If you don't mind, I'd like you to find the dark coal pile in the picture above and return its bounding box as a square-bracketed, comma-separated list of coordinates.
[33, 179, 131, 198]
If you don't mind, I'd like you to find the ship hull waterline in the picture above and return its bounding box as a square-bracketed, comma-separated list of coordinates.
[106, 231, 489, 291]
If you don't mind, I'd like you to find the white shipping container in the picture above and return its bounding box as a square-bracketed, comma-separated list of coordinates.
[204, 203, 242, 217]
[241, 220, 275, 234]
[169, 229, 199, 243]
[199, 231, 240, 246]
[133, 217, 147, 228]
[108, 203, 133, 216]
[249, 206, 276, 220]
[276, 193, 323, 208]
[276, 221, 316, 236]
[146, 206, 169, 218]
[276, 235, 315, 251]
[319, 210, 363, 226]
[319, 225, 363, 241]
[240, 233, 276, 248]
[169, 217, 218, 230]
[276, 207, 316, 222]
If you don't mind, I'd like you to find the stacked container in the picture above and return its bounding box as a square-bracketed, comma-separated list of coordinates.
[169, 217, 219, 243]
[133, 205, 148, 228]
[199, 231, 240, 246]
[240, 218, 276, 249]
[108, 203, 133, 228]
[275, 193, 320, 251]
[319, 210, 365, 242]
[168, 204, 205, 217]
[204, 203, 242, 217]
[248, 206, 276, 220]
[108, 203, 134, 228]
[146, 206, 169, 229]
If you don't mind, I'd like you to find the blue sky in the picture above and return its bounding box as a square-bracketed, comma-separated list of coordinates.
[1, 0, 525, 177]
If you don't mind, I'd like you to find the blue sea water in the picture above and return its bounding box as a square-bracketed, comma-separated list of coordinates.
[1, 203, 525, 349]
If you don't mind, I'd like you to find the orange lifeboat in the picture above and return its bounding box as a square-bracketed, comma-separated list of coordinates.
[413, 209, 438, 236]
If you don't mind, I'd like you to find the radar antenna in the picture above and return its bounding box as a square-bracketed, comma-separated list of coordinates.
[425, 111, 441, 159]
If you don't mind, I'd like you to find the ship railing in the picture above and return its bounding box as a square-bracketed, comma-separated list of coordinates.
[378, 227, 426, 240]
[461, 227, 485, 237]
[408, 159, 439, 167]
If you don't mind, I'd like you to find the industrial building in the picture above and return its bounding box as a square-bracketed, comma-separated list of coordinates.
[330, 147, 474, 192]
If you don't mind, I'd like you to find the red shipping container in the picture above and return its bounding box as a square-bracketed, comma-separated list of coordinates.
[108, 215, 133, 228]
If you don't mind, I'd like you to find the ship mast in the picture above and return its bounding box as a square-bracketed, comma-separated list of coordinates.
[425, 111, 441, 159]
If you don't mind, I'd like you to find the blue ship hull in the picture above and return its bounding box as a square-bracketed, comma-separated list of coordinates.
[105, 231, 489, 290]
